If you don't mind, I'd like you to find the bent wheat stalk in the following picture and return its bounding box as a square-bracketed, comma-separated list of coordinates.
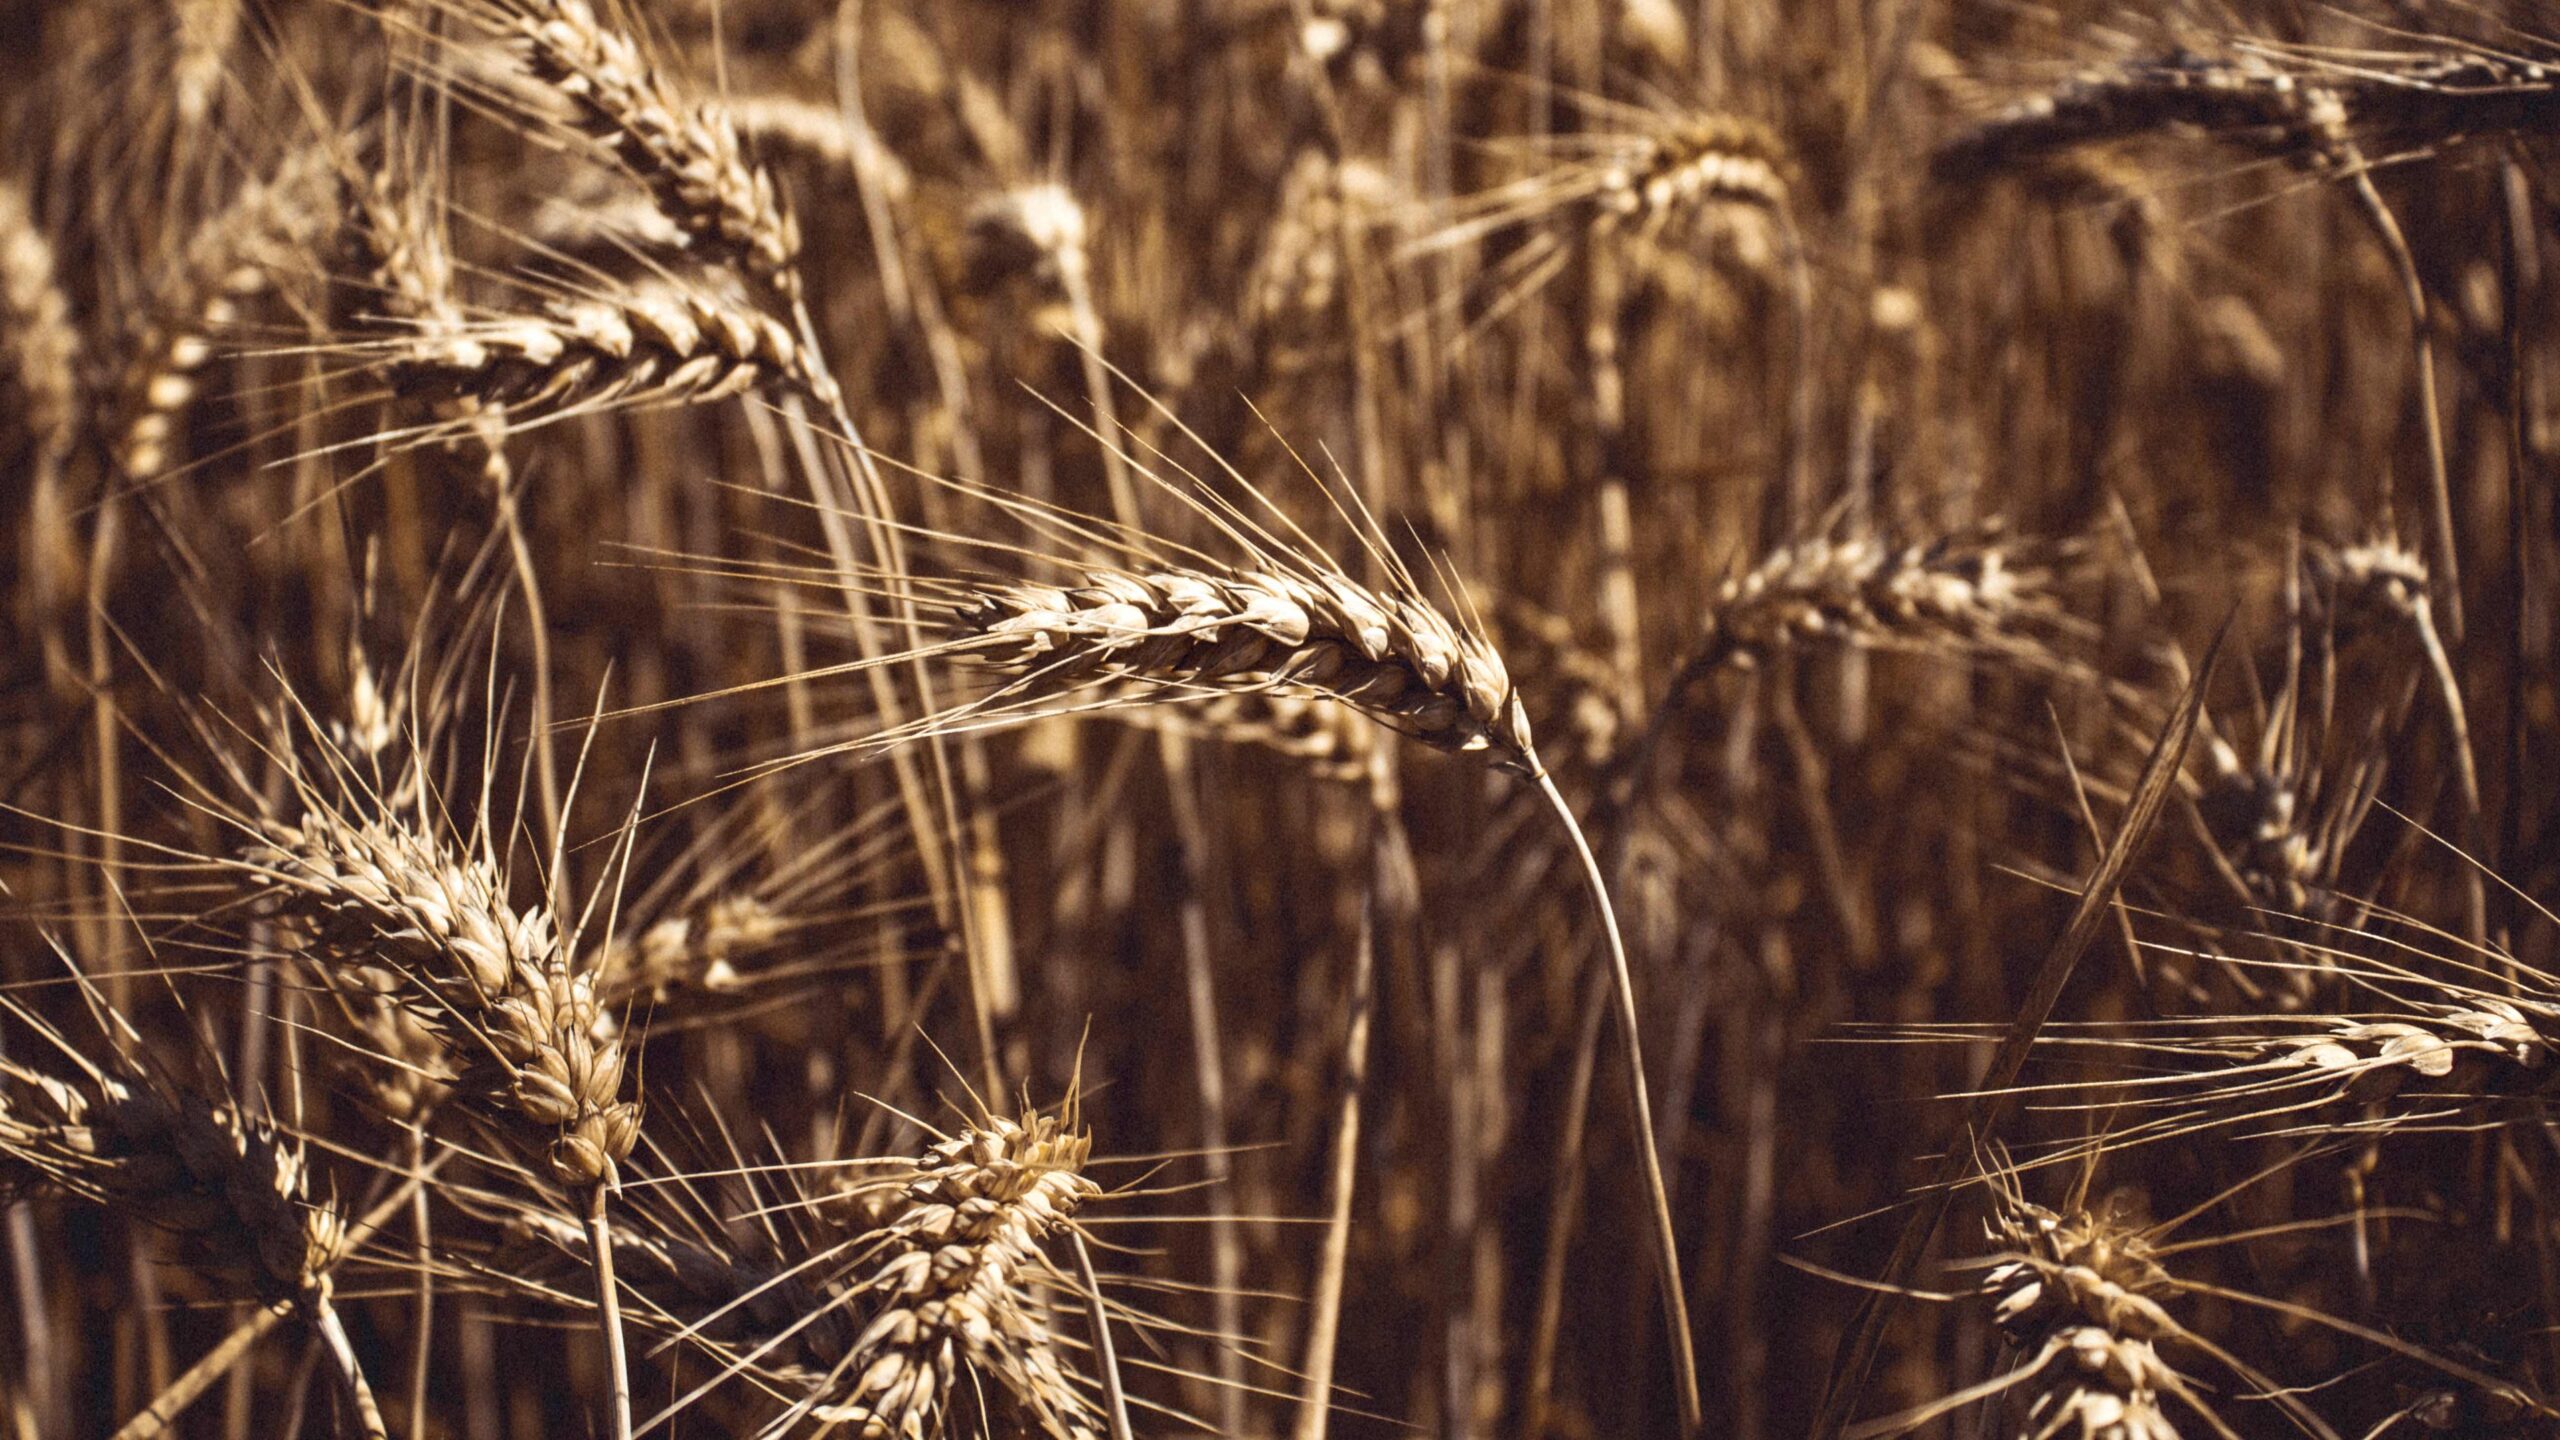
[871, 551, 1708, 1427]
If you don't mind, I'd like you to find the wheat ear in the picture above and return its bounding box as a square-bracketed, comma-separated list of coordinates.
[243, 796, 641, 1439]
[809, 1112, 1105, 1439]
[0, 1037, 380, 1438]
[471, 0, 803, 301]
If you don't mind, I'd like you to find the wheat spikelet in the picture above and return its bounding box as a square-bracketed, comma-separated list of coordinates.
[812, 1112, 1102, 1440]
[943, 562, 1538, 774]
[243, 805, 638, 1188]
[467, 0, 804, 302]
[590, 892, 778, 1008]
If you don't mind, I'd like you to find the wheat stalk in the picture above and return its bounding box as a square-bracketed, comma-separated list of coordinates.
[937, 564, 1538, 771]
[885, 539, 1704, 1424]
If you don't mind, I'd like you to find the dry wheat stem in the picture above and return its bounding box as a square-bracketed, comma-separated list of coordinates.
[1292, 883, 1376, 1440]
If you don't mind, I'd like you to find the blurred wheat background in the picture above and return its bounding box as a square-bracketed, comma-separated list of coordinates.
[3, 0, 2559, 1436]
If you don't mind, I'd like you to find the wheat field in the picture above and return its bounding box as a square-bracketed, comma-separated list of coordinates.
[2, 0, 2557, 1436]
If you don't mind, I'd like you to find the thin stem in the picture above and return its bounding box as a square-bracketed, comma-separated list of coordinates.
[1533, 769, 1702, 1433]
[1524, 960, 1609, 1437]
[109, 1301, 293, 1440]
[2343, 160, 2461, 639]
[405, 1124, 433, 1440]
[1071, 1230, 1135, 1440]
[581, 1184, 634, 1440]
[312, 1298, 388, 1440]
[1294, 882, 1378, 1440]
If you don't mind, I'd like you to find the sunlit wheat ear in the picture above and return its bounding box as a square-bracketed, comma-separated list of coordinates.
[805, 1109, 1106, 1440]
[117, 142, 343, 481]
[369, 268, 839, 415]
[431, 0, 804, 302]
[937, 564, 1539, 773]
[245, 798, 640, 1189]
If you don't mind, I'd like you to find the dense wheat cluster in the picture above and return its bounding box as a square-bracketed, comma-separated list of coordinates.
[9, 0, 2560, 1435]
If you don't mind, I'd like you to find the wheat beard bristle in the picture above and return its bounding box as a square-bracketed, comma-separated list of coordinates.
[955, 564, 1540, 774]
